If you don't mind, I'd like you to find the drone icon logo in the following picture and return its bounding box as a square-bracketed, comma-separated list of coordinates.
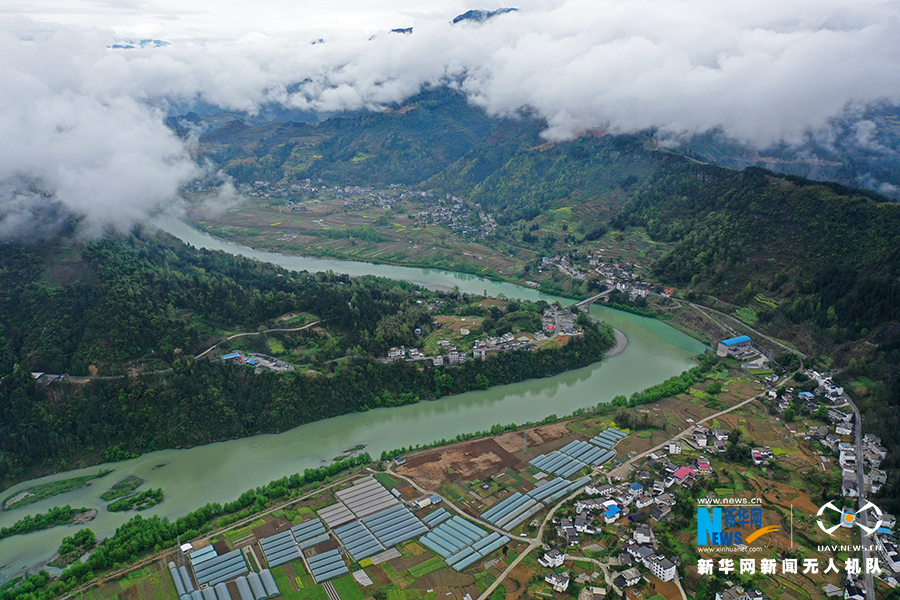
[817, 500, 883, 536]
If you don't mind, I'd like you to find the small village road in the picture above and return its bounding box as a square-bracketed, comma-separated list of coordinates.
[193, 320, 322, 359]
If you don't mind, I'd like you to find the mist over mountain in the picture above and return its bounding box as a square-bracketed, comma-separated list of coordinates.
[2, 0, 900, 239]
[451, 8, 518, 23]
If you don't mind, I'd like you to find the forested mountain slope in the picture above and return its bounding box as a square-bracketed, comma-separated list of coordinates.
[0, 231, 613, 484]
[199, 87, 496, 185]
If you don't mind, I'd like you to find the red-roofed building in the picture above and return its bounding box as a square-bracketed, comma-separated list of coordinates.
[673, 466, 696, 482]
[696, 459, 712, 475]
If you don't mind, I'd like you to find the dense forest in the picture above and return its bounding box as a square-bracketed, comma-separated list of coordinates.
[1, 230, 446, 376]
[0, 231, 613, 484]
[611, 166, 900, 339]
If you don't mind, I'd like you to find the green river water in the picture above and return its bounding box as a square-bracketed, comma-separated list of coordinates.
[0, 219, 707, 583]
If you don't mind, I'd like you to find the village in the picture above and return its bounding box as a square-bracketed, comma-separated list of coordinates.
[385, 305, 582, 364]
[236, 180, 499, 241]
[92, 337, 896, 600]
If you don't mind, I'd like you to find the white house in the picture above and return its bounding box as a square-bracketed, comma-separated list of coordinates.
[545, 572, 570, 592]
[634, 524, 653, 545]
[648, 556, 677, 582]
[538, 549, 565, 568]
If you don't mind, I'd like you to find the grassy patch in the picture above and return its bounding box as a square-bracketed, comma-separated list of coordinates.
[735, 306, 758, 325]
[272, 565, 328, 600]
[74, 565, 171, 600]
[407, 556, 445, 579]
[107, 488, 163, 512]
[331, 575, 365, 600]
[753, 294, 779, 309]
[222, 518, 268, 543]
[382, 562, 414, 586]
[373, 473, 397, 488]
[4, 470, 111, 510]
[100, 476, 143, 502]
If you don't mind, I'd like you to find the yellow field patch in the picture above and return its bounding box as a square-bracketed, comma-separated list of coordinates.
[404, 542, 425, 556]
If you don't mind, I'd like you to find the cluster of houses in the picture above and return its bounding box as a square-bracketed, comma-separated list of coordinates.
[874, 512, 900, 579]
[409, 191, 498, 238]
[765, 369, 847, 418]
[238, 179, 395, 206]
[386, 305, 583, 363]
[540, 255, 588, 281]
[691, 424, 774, 468]
[535, 449, 705, 594]
[474, 331, 546, 357]
[591, 258, 645, 291]
[581, 478, 677, 525]
[220, 352, 295, 373]
[750, 446, 774, 465]
[388, 344, 469, 366]
[542, 306, 581, 337]
[538, 484, 680, 594]
[804, 369, 846, 401]
[809, 412, 887, 499]
[234, 180, 501, 240]
[692, 425, 731, 454]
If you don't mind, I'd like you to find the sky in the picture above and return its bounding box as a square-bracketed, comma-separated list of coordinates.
[2, 0, 900, 239]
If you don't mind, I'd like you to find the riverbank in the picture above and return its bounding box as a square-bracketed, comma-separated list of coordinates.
[604, 327, 628, 358]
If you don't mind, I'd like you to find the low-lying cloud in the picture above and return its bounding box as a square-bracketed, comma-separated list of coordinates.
[3, 0, 900, 238]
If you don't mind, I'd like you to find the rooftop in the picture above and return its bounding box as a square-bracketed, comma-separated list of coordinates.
[720, 335, 752, 346]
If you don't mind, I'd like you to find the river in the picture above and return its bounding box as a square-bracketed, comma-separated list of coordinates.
[0, 219, 707, 583]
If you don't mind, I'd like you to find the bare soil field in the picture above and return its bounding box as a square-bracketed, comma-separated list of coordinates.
[404, 568, 474, 593]
[251, 515, 292, 540]
[432, 315, 484, 335]
[397, 438, 524, 490]
[646, 574, 683, 600]
[494, 423, 570, 454]
[397, 485, 418, 499]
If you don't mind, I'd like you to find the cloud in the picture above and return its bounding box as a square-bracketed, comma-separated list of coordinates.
[0, 22, 197, 239]
[2, 0, 900, 239]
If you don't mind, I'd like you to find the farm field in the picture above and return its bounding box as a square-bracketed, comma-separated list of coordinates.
[189, 192, 535, 281]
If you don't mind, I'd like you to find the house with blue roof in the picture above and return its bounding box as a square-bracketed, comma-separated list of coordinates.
[604, 504, 621, 524]
[716, 335, 753, 357]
